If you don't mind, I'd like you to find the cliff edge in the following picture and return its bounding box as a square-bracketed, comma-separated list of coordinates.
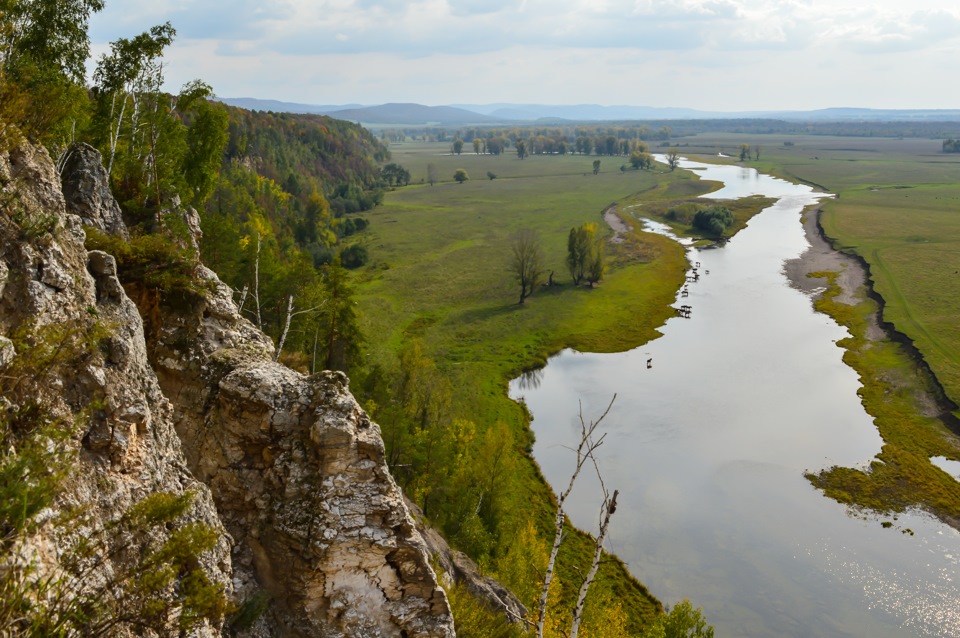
[0, 140, 456, 637]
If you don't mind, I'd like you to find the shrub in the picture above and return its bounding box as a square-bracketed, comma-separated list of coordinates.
[340, 244, 368, 269]
[85, 227, 211, 307]
[691, 206, 733, 237]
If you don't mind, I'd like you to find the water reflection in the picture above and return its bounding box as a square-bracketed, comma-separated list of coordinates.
[516, 367, 544, 391]
[511, 158, 960, 637]
[930, 456, 960, 479]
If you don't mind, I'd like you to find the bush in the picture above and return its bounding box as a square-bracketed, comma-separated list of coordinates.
[640, 599, 714, 638]
[84, 227, 211, 307]
[691, 206, 733, 237]
[340, 244, 368, 269]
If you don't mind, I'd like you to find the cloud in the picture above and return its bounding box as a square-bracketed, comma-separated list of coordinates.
[86, 0, 960, 110]
[91, 0, 960, 58]
[821, 6, 960, 54]
[447, 0, 516, 16]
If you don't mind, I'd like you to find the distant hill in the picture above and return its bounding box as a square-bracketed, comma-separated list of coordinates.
[217, 97, 366, 114]
[326, 103, 498, 125]
[219, 99, 960, 124]
[453, 103, 711, 121]
[759, 107, 960, 122]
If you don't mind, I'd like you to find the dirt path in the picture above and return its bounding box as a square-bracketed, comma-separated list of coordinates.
[603, 204, 629, 243]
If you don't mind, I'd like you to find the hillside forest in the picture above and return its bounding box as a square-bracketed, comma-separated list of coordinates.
[0, 2, 700, 637]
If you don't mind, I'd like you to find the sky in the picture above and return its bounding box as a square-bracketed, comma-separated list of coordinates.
[87, 0, 960, 112]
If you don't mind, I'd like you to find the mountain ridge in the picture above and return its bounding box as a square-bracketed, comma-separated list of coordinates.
[218, 98, 960, 123]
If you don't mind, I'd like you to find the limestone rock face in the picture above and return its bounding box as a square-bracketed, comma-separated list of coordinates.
[1, 140, 457, 637]
[151, 267, 456, 637]
[49, 135, 455, 636]
[0, 143, 230, 635]
[411, 499, 528, 625]
[60, 142, 129, 239]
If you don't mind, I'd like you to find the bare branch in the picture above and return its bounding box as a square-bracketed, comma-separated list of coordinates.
[536, 394, 616, 638]
[569, 489, 619, 638]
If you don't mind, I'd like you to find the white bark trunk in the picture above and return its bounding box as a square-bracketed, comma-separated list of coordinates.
[569, 490, 619, 638]
[535, 395, 616, 638]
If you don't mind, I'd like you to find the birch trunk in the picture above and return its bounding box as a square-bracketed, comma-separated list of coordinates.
[569, 490, 619, 638]
[535, 396, 616, 638]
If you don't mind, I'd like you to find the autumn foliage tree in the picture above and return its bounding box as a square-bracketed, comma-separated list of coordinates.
[566, 223, 604, 286]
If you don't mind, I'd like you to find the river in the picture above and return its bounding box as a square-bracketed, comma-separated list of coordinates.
[509, 158, 960, 637]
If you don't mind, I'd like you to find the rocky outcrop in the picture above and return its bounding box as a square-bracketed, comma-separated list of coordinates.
[0, 140, 456, 637]
[1, 142, 230, 635]
[59, 142, 128, 239]
[57, 141, 457, 636]
[151, 266, 455, 637]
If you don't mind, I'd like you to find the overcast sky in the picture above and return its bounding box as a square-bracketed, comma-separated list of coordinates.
[87, 0, 960, 112]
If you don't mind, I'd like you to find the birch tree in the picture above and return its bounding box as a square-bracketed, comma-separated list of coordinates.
[275, 296, 323, 363]
[570, 444, 620, 638]
[536, 395, 616, 638]
[93, 22, 176, 179]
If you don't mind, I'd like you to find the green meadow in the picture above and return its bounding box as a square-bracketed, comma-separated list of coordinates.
[349, 133, 960, 625]
[356, 142, 690, 410]
[349, 141, 773, 631]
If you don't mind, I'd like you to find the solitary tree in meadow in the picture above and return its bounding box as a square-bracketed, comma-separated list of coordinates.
[453, 168, 469, 183]
[511, 229, 544, 304]
[666, 148, 680, 171]
[567, 222, 603, 285]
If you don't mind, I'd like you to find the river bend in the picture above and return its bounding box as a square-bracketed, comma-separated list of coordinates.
[510, 158, 960, 637]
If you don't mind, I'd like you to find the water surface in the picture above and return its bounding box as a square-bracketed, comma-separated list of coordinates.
[510, 158, 960, 637]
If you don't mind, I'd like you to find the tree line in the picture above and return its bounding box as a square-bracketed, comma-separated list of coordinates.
[447, 131, 660, 159]
[1, 0, 379, 376]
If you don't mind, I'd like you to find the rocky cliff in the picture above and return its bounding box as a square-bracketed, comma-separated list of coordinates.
[0, 141, 456, 637]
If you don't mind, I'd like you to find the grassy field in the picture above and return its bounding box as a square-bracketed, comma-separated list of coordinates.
[345, 133, 960, 626]
[804, 271, 960, 521]
[357, 143, 694, 414]
[349, 141, 774, 632]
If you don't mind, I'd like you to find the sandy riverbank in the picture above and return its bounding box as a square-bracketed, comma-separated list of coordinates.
[787, 205, 950, 424]
[783, 205, 866, 309]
